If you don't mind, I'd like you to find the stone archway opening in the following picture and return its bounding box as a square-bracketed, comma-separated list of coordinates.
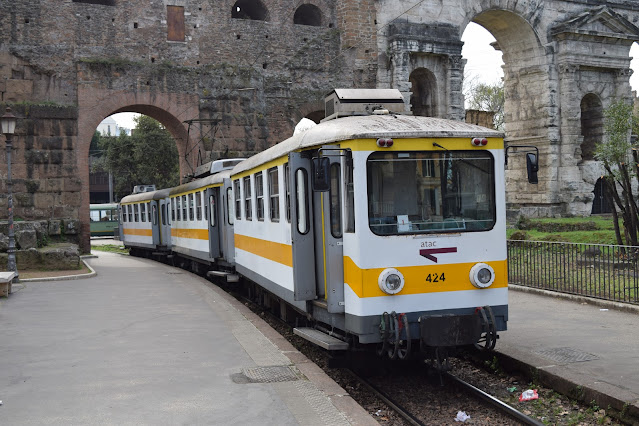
[409, 68, 437, 117]
[580, 94, 603, 162]
[294, 4, 322, 27]
[466, 11, 547, 138]
[591, 177, 612, 214]
[232, 0, 268, 21]
[90, 112, 181, 205]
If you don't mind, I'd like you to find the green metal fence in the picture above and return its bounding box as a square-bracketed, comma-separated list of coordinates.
[507, 240, 639, 304]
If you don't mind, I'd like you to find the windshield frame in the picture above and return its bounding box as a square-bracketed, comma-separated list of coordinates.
[366, 149, 497, 236]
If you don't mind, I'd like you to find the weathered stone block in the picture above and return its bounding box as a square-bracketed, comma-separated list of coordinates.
[48, 220, 61, 236]
[62, 219, 80, 235]
[16, 229, 37, 250]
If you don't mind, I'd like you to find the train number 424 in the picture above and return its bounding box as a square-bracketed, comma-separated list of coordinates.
[425, 272, 445, 283]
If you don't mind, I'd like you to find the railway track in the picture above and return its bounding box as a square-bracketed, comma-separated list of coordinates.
[348, 366, 544, 426]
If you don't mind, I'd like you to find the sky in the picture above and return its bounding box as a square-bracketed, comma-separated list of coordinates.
[109, 23, 639, 130]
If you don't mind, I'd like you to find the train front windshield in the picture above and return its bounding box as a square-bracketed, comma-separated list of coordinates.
[367, 151, 496, 235]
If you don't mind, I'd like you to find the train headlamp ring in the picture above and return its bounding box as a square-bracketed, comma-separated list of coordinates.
[469, 263, 495, 289]
[378, 268, 405, 295]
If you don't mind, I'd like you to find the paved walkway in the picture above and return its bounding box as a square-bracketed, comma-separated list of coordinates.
[0, 251, 375, 425]
[498, 287, 639, 419]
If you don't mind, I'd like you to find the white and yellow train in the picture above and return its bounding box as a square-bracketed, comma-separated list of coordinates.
[120, 89, 538, 362]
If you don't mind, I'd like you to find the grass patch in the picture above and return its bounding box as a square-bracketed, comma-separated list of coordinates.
[91, 244, 129, 255]
[509, 216, 621, 245]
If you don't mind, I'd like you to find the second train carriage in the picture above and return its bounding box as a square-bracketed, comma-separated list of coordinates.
[119, 89, 538, 360]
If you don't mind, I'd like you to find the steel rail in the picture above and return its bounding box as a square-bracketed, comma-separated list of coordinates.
[443, 371, 545, 426]
[350, 371, 426, 426]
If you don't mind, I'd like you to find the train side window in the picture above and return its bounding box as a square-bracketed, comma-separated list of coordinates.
[227, 187, 234, 225]
[152, 204, 158, 225]
[176, 197, 181, 221]
[134, 204, 139, 222]
[126, 205, 131, 222]
[120, 207, 125, 223]
[330, 163, 342, 238]
[161, 204, 167, 226]
[171, 198, 176, 222]
[147, 202, 152, 222]
[234, 180, 241, 220]
[244, 177, 252, 221]
[285, 163, 291, 223]
[209, 195, 216, 227]
[188, 193, 194, 221]
[140, 204, 146, 222]
[196, 191, 202, 220]
[182, 195, 187, 221]
[345, 157, 355, 233]
[255, 172, 264, 221]
[295, 168, 309, 234]
[268, 166, 279, 221]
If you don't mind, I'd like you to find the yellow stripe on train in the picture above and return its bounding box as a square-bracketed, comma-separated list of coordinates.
[123, 228, 153, 237]
[344, 256, 507, 298]
[171, 228, 209, 240]
[235, 234, 293, 267]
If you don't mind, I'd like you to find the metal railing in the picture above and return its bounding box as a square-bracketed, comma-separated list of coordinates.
[507, 240, 639, 304]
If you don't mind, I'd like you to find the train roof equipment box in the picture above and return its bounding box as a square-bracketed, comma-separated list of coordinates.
[322, 88, 406, 121]
[194, 158, 246, 179]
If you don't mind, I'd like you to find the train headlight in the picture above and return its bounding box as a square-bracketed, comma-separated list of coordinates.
[469, 263, 495, 288]
[378, 268, 405, 295]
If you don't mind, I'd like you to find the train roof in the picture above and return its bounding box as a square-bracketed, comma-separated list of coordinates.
[120, 188, 171, 204]
[168, 170, 231, 196]
[231, 114, 503, 175]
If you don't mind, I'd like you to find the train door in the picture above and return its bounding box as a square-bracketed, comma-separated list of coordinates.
[222, 178, 235, 263]
[206, 187, 221, 259]
[312, 148, 345, 313]
[151, 201, 160, 246]
[159, 198, 171, 247]
[289, 151, 317, 301]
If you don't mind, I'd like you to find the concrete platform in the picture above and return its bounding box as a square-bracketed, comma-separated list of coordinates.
[0, 252, 376, 425]
[498, 286, 639, 421]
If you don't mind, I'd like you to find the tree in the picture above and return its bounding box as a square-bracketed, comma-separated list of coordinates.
[99, 116, 179, 200]
[595, 98, 639, 248]
[464, 77, 505, 130]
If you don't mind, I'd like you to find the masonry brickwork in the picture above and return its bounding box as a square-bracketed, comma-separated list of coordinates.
[1, 0, 639, 252]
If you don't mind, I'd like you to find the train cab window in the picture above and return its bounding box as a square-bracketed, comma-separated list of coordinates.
[295, 168, 309, 234]
[285, 163, 291, 223]
[182, 195, 188, 221]
[366, 151, 496, 235]
[196, 191, 202, 221]
[227, 187, 234, 225]
[171, 198, 176, 222]
[268, 167, 279, 221]
[161, 204, 167, 226]
[152, 204, 158, 225]
[244, 177, 252, 220]
[147, 202, 152, 222]
[134, 204, 139, 222]
[128, 205, 133, 222]
[255, 172, 264, 221]
[345, 155, 355, 233]
[329, 163, 342, 238]
[120, 207, 125, 223]
[234, 180, 241, 220]
[209, 195, 216, 227]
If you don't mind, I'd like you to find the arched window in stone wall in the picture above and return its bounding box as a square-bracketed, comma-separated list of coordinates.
[294, 4, 322, 26]
[409, 68, 437, 117]
[305, 110, 324, 123]
[232, 0, 268, 21]
[580, 94, 604, 162]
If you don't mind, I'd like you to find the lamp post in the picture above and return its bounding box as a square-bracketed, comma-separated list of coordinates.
[1, 107, 18, 281]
